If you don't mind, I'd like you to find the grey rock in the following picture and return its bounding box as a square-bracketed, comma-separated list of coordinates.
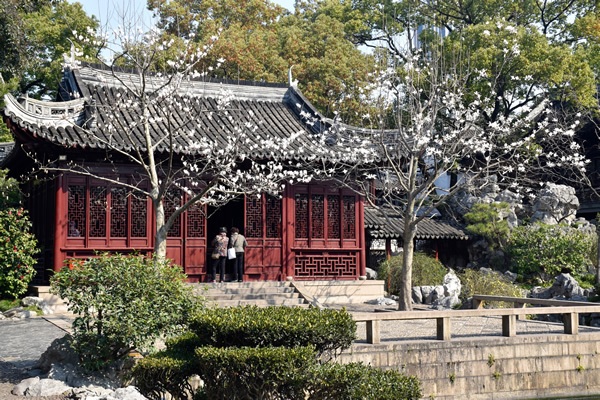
[365, 268, 377, 280]
[443, 270, 461, 297]
[12, 377, 39, 396]
[412, 287, 423, 304]
[427, 286, 445, 304]
[420, 286, 434, 304]
[25, 378, 72, 397]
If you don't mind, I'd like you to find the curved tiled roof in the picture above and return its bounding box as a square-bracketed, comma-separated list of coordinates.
[365, 206, 469, 240]
[3, 65, 372, 160]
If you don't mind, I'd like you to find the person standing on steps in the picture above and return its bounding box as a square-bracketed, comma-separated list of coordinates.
[210, 227, 229, 282]
[230, 227, 248, 282]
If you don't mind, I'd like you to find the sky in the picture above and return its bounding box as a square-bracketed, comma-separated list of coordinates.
[71, 0, 296, 29]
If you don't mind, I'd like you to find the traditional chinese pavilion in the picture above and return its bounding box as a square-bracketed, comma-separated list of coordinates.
[2, 64, 367, 284]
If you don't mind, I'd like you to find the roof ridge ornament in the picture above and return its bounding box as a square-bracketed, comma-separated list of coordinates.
[62, 39, 81, 71]
[288, 66, 298, 89]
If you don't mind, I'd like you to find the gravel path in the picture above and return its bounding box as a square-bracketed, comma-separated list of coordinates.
[0, 317, 69, 399]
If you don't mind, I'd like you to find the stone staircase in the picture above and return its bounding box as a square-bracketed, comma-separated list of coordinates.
[193, 281, 308, 307]
[30, 280, 386, 311]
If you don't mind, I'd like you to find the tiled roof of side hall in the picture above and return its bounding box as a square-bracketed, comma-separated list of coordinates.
[365, 206, 469, 240]
[2, 65, 375, 160]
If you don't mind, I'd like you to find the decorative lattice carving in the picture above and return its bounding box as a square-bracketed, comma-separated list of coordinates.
[187, 203, 205, 237]
[67, 185, 85, 237]
[110, 188, 127, 237]
[164, 189, 181, 237]
[295, 193, 308, 238]
[266, 196, 281, 238]
[327, 195, 340, 239]
[311, 194, 324, 238]
[90, 186, 107, 237]
[246, 196, 262, 238]
[294, 251, 358, 278]
[131, 192, 147, 238]
[343, 195, 356, 239]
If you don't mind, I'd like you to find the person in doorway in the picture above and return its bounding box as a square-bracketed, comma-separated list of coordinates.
[229, 227, 248, 282]
[210, 227, 229, 282]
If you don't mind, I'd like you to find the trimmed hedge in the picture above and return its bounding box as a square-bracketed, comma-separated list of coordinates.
[188, 305, 356, 356]
[193, 346, 316, 400]
[132, 306, 422, 400]
[307, 362, 422, 400]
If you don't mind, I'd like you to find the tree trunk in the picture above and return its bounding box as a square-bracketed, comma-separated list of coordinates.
[154, 198, 167, 261]
[398, 214, 417, 311]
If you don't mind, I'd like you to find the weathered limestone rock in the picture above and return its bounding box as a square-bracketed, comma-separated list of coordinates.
[531, 183, 579, 225]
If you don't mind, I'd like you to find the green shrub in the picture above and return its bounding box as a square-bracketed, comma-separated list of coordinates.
[460, 269, 524, 308]
[379, 252, 447, 295]
[193, 346, 316, 400]
[307, 362, 422, 400]
[50, 253, 201, 370]
[188, 305, 356, 357]
[0, 208, 39, 299]
[507, 222, 595, 284]
[131, 352, 198, 400]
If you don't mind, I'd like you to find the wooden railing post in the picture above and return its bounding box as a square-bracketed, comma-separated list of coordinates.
[563, 312, 579, 335]
[437, 317, 451, 341]
[366, 320, 380, 344]
[502, 315, 516, 337]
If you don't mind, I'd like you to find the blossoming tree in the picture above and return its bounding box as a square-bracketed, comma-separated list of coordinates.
[28, 18, 362, 261]
[332, 32, 592, 310]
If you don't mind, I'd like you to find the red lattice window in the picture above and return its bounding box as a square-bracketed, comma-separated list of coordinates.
[131, 192, 147, 238]
[90, 186, 107, 237]
[266, 195, 281, 238]
[110, 188, 127, 237]
[294, 251, 358, 278]
[67, 185, 85, 237]
[164, 189, 182, 237]
[295, 193, 309, 239]
[187, 203, 205, 237]
[343, 195, 356, 239]
[246, 196, 262, 238]
[327, 195, 340, 239]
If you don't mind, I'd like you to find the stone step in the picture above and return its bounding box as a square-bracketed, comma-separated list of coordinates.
[204, 292, 302, 301]
[210, 298, 308, 307]
[29, 286, 70, 314]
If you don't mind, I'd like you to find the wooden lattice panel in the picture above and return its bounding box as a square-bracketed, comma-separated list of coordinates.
[265, 196, 282, 238]
[295, 193, 308, 238]
[89, 186, 107, 237]
[343, 195, 356, 239]
[131, 192, 147, 238]
[165, 189, 181, 237]
[294, 251, 358, 278]
[67, 185, 86, 237]
[110, 188, 127, 237]
[327, 195, 340, 239]
[186, 203, 205, 238]
[246, 196, 262, 238]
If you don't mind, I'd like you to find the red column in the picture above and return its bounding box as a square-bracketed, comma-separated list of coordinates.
[53, 175, 66, 272]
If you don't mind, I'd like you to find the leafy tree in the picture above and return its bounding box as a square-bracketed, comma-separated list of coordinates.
[0, 0, 98, 99]
[148, 0, 378, 122]
[0, 0, 98, 141]
[464, 202, 511, 251]
[507, 222, 596, 284]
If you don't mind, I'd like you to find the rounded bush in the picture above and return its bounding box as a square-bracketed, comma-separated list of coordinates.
[460, 268, 524, 307]
[379, 252, 447, 295]
[50, 253, 201, 370]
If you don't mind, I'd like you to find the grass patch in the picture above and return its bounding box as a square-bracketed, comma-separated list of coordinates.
[0, 298, 21, 312]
